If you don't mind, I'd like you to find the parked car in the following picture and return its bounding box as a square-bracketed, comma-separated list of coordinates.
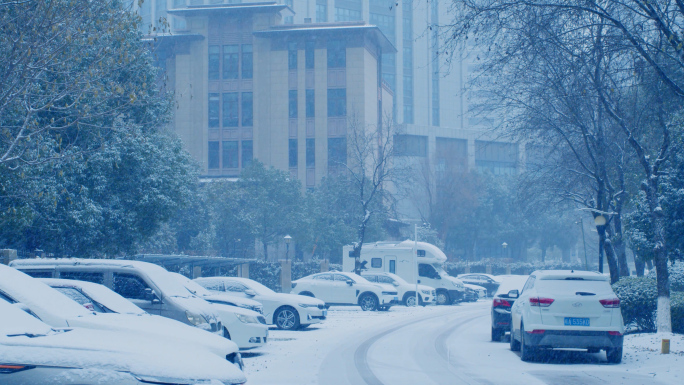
[464, 284, 487, 302]
[42, 276, 269, 350]
[509, 270, 625, 363]
[169, 272, 263, 313]
[167, 273, 270, 349]
[0, 264, 244, 370]
[0, 299, 247, 385]
[292, 272, 399, 311]
[194, 277, 327, 330]
[457, 273, 501, 297]
[11, 258, 223, 334]
[361, 271, 435, 306]
[491, 275, 529, 341]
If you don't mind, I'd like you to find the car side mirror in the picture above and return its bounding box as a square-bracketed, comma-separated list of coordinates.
[346, 280, 354, 286]
[244, 289, 257, 296]
[144, 288, 161, 303]
[508, 290, 519, 299]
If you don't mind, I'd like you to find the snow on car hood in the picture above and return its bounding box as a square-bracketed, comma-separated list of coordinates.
[204, 292, 263, 309]
[442, 275, 465, 288]
[66, 312, 238, 357]
[373, 283, 398, 292]
[265, 292, 325, 306]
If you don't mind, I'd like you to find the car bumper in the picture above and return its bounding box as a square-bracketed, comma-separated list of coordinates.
[524, 330, 624, 350]
[448, 290, 464, 302]
[380, 296, 400, 307]
[300, 308, 327, 325]
[232, 323, 270, 350]
[491, 309, 511, 329]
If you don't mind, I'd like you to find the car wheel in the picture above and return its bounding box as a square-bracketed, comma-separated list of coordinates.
[510, 325, 520, 351]
[435, 290, 451, 306]
[299, 291, 315, 297]
[606, 347, 623, 364]
[520, 323, 536, 362]
[223, 327, 231, 340]
[274, 306, 300, 330]
[359, 293, 379, 311]
[491, 327, 503, 342]
[404, 293, 418, 307]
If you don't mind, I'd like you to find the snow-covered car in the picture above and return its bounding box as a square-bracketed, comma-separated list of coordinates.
[168, 273, 270, 349]
[195, 277, 327, 330]
[292, 272, 400, 311]
[42, 277, 269, 350]
[169, 272, 263, 313]
[361, 271, 435, 306]
[0, 299, 247, 385]
[457, 273, 502, 297]
[491, 275, 529, 341]
[464, 284, 487, 301]
[11, 258, 223, 335]
[509, 270, 625, 363]
[0, 264, 244, 370]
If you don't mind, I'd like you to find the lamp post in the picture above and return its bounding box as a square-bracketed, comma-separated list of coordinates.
[502, 242, 508, 259]
[284, 235, 292, 261]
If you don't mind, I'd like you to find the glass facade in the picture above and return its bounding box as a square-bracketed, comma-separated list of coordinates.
[402, 0, 413, 123]
[316, 0, 328, 22]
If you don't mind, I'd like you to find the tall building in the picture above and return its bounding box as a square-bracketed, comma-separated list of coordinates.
[140, 0, 524, 220]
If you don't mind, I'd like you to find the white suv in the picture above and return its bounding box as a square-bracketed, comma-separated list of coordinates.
[292, 272, 399, 311]
[509, 270, 625, 363]
[361, 272, 435, 306]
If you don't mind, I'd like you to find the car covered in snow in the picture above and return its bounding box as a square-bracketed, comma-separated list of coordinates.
[464, 284, 487, 302]
[0, 264, 244, 370]
[292, 272, 399, 311]
[490, 275, 529, 341]
[11, 258, 223, 335]
[509, 270, 625, 363]
[0, 299, 247, 385]
[168, 273, 270, 349]
[361, 271, 435, 306]
[457, 273, 502, 297]
[195, 277, 327, 330]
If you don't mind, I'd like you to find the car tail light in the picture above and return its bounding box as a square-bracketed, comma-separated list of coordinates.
[492, 298, 511, 308]
[526, 329, 545, 334]
[600, 298, 620, 308]
[608, 331, 623, 336]
[529, 297, 554, 307]
[0, 364, 35, 373]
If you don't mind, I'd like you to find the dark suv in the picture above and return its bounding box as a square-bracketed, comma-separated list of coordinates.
[491, 276, 529, 341]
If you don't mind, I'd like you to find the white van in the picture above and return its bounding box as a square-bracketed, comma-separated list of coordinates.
[342, 240, 465, 305]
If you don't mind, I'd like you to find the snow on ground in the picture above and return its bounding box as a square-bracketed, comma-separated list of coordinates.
[242, 301, 684, 385]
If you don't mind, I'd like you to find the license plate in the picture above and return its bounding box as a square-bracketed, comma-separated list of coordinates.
[322, 310, 327, 317]
[564, 317, 590, 326]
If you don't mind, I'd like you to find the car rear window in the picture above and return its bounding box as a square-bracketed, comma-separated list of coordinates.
[535, 279, 613, 295]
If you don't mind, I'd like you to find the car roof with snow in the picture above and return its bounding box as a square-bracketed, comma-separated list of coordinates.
[531, 270, 609, 281]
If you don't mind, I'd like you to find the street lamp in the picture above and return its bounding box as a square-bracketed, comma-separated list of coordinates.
[284, 235, 292, 261]
[501, 242, 508, 259]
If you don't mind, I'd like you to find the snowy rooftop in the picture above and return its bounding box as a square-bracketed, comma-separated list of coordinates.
[254, 23, 396, 53]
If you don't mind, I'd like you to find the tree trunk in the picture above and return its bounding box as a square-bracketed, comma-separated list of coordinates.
[263, 242, 268, 261]
[612, 214, 630, 277]
[646, 179, 671, 333]
[541, 247, 547, 263]
[634, 254, 645, 277]
[598, 226, 619, 284]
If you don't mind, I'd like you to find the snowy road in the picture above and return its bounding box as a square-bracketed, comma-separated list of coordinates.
[246, 301, 681, 385]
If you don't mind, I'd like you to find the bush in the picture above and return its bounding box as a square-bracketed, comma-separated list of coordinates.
[647, 262, 684, 292]
[612, 277, 658, 332]
[444, 260, 587, 276]
[672, 292, 684, 334]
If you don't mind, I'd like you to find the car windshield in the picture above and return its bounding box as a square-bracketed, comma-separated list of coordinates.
[241, 280, 276, 295]
[75, 282, 147, 315]
[52, 287, 106, 313]
[386, 273, 409, 285]
[170, 272, 213, 297]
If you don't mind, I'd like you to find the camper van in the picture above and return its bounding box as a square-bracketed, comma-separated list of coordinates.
[342, 240, 465, 305]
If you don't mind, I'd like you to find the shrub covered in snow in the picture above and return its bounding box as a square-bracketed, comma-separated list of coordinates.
[612, 277, 658, 332]
[647, 262, 684, 292]
[444, 260, 587, 276]
[672, 292, 684, 334]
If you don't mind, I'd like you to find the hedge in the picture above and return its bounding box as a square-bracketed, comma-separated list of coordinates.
[647, 262, 684, 292]
[612, 276, 684, 334]
[444, 260, 588, 276]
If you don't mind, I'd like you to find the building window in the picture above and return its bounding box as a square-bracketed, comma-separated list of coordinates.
[475, 141, 518, 175]
[306, 138, 315, 167]
[335, 7, 362, 21]
[242, 92, 253, 126]
[223, 44, 239, 79]
[223, 92, 238, 127]
[327, 88, 346, 117]
[327, 41, 345, 68]
[289, 90, 298, 118]
[208, 141, 220, 169]
[242, 140, 253, 167]
[242, 44, 253, 79]
[289, 139, 298, 167]
[394, 134, 427, 157]
[209, 45, 220, 80]
[288, 43, 298, 70]
[223, 141, 239, 168]
[328, 137, 347, 167]
[316, 0, 327, 22]
[305, 41, 315, 69]
[209, 93, 220, 128]
[306, 89, 315, 118]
